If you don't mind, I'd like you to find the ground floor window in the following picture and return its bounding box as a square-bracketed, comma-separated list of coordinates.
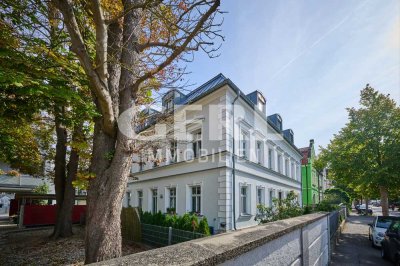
[126, 192, 131, 207]
[278, 191, 283, 203]
[269, 190, 274, 207]
[257, 187, 264, 206]
[137, 190, 143, 209]
[169, 187, 176, 209]
[240, 186, 249, 215]
[152, 189, 158, 213]
[191, 186, 201, 214]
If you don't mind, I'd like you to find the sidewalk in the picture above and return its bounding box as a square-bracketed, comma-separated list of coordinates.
[330, 213, 391, 266]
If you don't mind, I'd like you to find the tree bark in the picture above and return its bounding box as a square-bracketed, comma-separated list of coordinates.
[84, 123, 133, 263]
[380, 186, 389, 216]
[84, 2, 138, 262]
[52, 108, 68, 238]
[52, 124, 82, 238]
[52, 0, 221, 262]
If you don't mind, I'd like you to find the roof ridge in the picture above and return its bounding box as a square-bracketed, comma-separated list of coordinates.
[185, 73, 226, 97]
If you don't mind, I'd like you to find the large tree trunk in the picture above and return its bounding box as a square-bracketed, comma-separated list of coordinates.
[52, 109, 68, 238]
[84, 124, 133, 263]
[380, 186, 389, 216]
[53, 124, 82, 238]
[84, 3, 138, 262]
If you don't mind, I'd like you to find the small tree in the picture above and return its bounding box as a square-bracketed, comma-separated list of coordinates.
[255, 191, 303, 224]
[319, 85, 400, 216]
[33, 183, 50, 205]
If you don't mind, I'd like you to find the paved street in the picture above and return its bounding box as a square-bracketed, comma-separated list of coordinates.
[330, 211, 392, 266]
[371, 206, 400, 217]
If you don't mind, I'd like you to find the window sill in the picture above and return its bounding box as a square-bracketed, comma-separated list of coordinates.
[239, 213, 252, 217]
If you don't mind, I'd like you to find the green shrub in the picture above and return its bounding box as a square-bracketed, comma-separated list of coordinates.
[255, 191, 303, 224]
[139, 211, 211, 235]
[314, 200, 340, 212]
[198, 217, 211, 235]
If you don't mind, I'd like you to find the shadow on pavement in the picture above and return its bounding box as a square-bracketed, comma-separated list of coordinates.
[330, 213, 391, 266]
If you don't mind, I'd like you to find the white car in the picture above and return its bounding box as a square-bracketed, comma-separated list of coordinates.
[369, 216, 398, 247]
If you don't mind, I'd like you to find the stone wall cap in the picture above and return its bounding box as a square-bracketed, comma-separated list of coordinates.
[92, 212, 328, 266]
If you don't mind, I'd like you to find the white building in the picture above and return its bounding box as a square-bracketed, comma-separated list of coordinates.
[123, 74, 303, 231]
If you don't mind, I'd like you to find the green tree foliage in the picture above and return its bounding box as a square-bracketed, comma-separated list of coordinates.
[33, 183, 50, 205]
[318, 85, 400, 215]
[33, 183, 50, 194]
[324, 188, 351, 205]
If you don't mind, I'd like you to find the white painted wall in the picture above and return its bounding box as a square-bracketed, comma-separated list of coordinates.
[125, 82, 303, 231]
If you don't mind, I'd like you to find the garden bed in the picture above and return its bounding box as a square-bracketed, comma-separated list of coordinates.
[0, 226, 149, 265]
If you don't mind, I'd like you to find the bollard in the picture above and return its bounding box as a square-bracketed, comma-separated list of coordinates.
[168, 227, 172, 245]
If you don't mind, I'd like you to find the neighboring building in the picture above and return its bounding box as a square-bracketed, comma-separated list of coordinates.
[0, 174, 55, 194]
[123, 74, 303, 231]
[317, 167, 330, 201]
[300, 139, 320, 206]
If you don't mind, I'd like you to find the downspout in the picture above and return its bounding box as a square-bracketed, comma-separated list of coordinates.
[231, 89, 240, 230]
[305, 163, 309, 207]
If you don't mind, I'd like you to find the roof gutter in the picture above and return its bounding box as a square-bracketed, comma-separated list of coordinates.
[231, 88, 240, 230]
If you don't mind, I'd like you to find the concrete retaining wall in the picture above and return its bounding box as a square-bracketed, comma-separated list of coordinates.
[94, 213, 329, 266]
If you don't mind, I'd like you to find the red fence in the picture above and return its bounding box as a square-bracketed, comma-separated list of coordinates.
[23, 205, 86, 226]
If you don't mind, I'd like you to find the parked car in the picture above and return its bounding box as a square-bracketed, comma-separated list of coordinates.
[357, 204, 373, 215]
[381, 219, 400, 264]
[372, 202, 381, 207]
[369, 216, 400, 247]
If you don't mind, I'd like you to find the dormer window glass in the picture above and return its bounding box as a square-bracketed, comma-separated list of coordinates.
[257, 100, 263, 112]
[257, 94, 265, 113]
[165, 98, 174, 112]
[276, 117, 282, 131]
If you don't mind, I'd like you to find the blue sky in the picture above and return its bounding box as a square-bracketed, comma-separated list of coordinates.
[184, 0, 400, 151]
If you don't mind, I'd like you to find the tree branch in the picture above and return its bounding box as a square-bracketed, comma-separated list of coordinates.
[134, 0, 220, 88]
[91, 0, 108, 82]
[52, 0, 116, 136]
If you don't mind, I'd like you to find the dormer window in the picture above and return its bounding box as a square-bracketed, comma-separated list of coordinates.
[257, 94, 266, 113]
[165, 98, 174, 112]
[276, 116, 282, 131]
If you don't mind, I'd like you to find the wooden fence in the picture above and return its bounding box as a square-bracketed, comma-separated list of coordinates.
[121, 207, 141, 242]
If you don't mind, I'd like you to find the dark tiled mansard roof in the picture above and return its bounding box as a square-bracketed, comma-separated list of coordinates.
[140, 73, 302, 155]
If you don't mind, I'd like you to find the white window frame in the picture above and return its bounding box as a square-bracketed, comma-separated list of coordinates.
[168, 187, 177, 210]
[256, 140, 263, 164]
[269, 189, 274, 207]
[257, 186, 265, 206]
[268, 148, 273, 169]
[190, 185, 201, 214]
[291, 163, 295, 178]
[277, 154, 282, 173]
[165, 98, 174, 112]
[126, 191, 131, 207]
[169, 140, 177, 163]
[192, 130, 202, 158]
[240, 185, 250, 215]
[137, 190, 143, 209]
[278, 191, 283, 202]
[285, 158, 289, 176]
[151, 188, 158, 213]
[239, 129, 249, 159]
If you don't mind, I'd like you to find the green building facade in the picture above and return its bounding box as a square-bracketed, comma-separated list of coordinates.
[300, 139, 320, 206]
